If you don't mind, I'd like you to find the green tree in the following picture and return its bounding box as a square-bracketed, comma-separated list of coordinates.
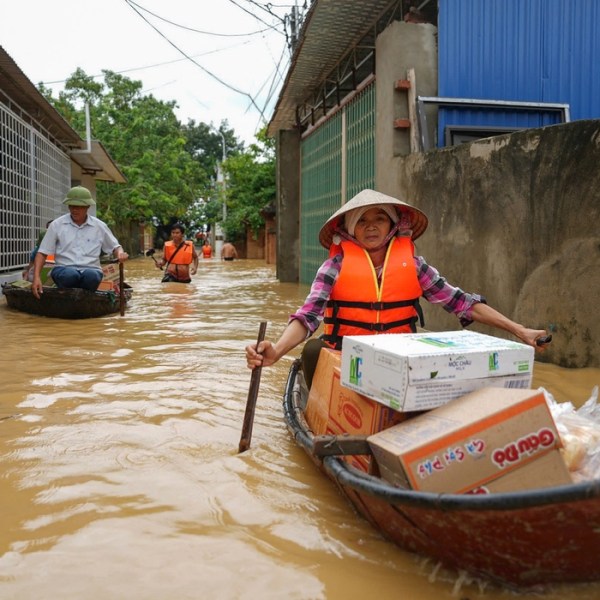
[221, 128, 275, 242]
[181, 119, 242, 176]
[180, 120, 243, 236]
[43, 68, 206, 248]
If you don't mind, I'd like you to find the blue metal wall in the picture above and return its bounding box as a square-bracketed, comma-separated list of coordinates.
[438, 0, 600, 142]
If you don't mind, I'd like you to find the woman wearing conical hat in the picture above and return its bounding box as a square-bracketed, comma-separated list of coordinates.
[245, 189, 550, 387]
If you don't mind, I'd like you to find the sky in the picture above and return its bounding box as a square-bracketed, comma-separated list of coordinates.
[0, 0, 296, 145]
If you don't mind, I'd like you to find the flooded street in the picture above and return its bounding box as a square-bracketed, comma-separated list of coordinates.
[1, 257, 599, 600]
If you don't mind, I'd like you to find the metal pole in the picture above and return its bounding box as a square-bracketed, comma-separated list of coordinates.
[214, 128, 227, 257]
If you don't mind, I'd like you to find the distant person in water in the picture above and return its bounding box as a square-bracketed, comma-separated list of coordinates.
[157, 223, 199, 283]
[221, 242, 238, 261]
[201, 240, 213, 259]
[31, 187, 128, 298]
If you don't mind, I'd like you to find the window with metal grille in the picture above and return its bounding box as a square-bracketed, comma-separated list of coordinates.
[0, 104, 70, 275]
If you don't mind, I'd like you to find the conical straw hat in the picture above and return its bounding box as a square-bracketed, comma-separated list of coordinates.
[318, 189, 428, 249]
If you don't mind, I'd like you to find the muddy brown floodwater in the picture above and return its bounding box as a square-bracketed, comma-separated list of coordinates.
[1, 257, 599, 599]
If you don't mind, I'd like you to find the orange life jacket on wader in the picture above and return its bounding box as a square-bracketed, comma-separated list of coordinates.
[322, 237, 423, 350]
[164, 241, 193, 264]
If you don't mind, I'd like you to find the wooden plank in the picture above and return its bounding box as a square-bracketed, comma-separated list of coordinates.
[406, 68, 421, 153]
[312, 434, 372, 457]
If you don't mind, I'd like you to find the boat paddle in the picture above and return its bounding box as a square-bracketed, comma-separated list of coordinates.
[118, 262, 125, 316]
[238, 321, 268, 453]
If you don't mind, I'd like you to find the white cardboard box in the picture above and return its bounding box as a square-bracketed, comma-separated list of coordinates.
[341, 330, 534, 412]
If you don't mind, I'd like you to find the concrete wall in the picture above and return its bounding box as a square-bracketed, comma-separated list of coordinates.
[246, 229, 266, 259]
[375, 20, 600, 368]
[391, 120, 600, 368]
[264, 216, 277, 265]
[376, 21, 438, 193]
[275, 129, 301, 282]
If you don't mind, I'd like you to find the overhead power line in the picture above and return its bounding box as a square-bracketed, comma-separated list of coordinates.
[41, 42, 252, 86]
[225, 0, 283, 31]
[126, 0, 277, 37]
[124, 0, 269, 121]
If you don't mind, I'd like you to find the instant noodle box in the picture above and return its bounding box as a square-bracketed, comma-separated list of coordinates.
[305, 348, 406, 472]
[367, 387, 571, 494]
[341, 330, 534, 412]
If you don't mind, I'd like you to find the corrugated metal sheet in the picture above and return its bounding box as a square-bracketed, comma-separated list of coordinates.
[346, 84, 376, 199]
[438, 0, 600, 141]
[268, 0, 398, 135]
[300, 113, 342, 283]
[299, 83, 375, 284]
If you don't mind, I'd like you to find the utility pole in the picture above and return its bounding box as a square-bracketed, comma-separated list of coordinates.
[214, 128, 227, 259]
[216, 129, 227, 221]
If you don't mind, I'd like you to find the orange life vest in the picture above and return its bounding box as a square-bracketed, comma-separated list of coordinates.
[202, 244, 212, 258]
[164, 241, 193, 264]
[322, 237, 423, 349]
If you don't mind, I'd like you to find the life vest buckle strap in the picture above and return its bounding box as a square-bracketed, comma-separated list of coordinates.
[328, 299, 419, 311]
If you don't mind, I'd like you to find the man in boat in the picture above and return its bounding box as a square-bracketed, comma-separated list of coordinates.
[245, 189, 552, 387]
[31, 186, 128, 298]
[156, 223, 199, 283]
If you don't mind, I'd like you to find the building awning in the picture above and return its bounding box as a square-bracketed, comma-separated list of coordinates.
[0, 45, 82, 149]
[0, 46, 126, 183]
[267, 0, 399, 136]
[71, 140, 127, 183]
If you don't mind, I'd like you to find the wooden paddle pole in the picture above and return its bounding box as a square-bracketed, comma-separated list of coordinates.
[238, 321, 268, 453]
[118, 262, 125, 317]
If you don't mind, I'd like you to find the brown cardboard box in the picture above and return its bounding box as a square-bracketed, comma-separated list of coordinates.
[96, 280, 116, 292]
[367, 387, 570, 493]
[98, 263, 120, 291]
[101, 263, 120, 281]
[467, 450, 572, 494]
[305, 348, 406, 472]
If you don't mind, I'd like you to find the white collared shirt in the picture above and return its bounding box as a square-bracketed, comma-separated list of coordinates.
[38, 213, 121, 270]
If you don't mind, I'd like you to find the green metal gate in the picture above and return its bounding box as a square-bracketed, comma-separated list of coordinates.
[299, 84, 375, 283]
[346, 84, 376, 200]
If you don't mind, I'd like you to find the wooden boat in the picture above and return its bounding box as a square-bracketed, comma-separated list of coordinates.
[2, 282, 133, 319]
[283, 358, 600, 589]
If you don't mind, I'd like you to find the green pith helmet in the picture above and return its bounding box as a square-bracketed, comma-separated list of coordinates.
[62, 186, 96, 206]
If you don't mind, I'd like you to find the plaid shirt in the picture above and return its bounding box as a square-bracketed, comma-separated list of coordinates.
[290, 254, 485, 336]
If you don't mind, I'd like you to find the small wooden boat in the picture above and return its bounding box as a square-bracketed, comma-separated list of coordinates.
[2, 282, 133, 319]
[283, 358, 600, 589]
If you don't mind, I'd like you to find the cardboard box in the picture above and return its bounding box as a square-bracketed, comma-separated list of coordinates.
[341, 330, 534, 411]
[367, 387, 568, 494]
[467, 450, 572, 494]
[305, 348, 407, 472]
[101, 263, 120, 281]
[98, 263, 121, 291]
[97, 280, 117, 292]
